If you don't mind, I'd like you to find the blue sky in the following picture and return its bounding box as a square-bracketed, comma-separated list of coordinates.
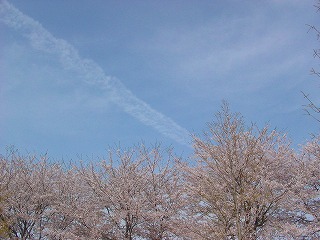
[0, 0, 319, 160]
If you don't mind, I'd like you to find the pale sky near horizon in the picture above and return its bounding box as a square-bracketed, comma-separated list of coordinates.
[0, 0, 319, 160]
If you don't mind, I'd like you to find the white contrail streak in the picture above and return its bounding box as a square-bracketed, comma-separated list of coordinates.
[0, 0, 191, 145]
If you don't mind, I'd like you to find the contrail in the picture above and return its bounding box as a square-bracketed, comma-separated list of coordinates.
[0, 0, 191, 145]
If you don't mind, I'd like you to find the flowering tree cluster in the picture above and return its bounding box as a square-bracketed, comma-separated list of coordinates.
[180, 104, 319, 240]
[0, 105, 319, 240]
[285, 135, 320, 239]
[0, 145, 185, 240]
[181, 104, 294, 239]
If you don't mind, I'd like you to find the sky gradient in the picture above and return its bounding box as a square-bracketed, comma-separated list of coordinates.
[1, 0, 319, 160]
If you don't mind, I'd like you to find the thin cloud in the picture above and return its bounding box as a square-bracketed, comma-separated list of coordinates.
[0, 0, 190, 146]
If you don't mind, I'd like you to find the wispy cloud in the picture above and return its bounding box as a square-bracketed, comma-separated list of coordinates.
[0, 0, 190, 145]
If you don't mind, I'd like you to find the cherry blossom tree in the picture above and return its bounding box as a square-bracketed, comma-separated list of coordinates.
[0, 149, 110, 240]
[0, 188, 8, 238]
[78, 147, 147, 239]
[0, 150, 61, 239]
[0, 157, 9, 239]
[0, 145, 186, 240]
[78, 144, 185, 240]
[1, 108, 318, 239]
[282, 135, 320, 239]
[0, 203, 7, 238]
[135, 145, 185, 240]
[44, 166, 101, 240]
[181, 103, 295, 239]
